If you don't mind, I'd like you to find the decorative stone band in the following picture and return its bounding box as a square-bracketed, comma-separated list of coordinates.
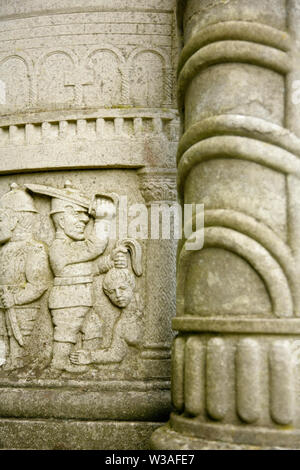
[176, 18, 291, 111]
[141, 343, 171, 360]
[173, 317, 300, 334]
[170, 333, 300, 446]
[0, 378, 171, 421]
[176, 115, 300, 164]
[0, 0, 174, 19]
[177, 42, 290, 111]
[177, 21, 291, 73]
[177, 132, 300, 195]
[0, 108, 179, 146]
[170, 413, 300, 449]
[0, 109, 179, 173]
[0, 44, 174, 112]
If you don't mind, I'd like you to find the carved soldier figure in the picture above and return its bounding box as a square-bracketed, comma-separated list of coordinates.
[0, 184, 51, 370]
[70, 242, 143, 366]
[26, 181, 126, 372]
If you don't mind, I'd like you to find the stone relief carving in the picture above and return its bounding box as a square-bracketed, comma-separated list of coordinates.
[84, 49, 123, 107]
[0, 46, 172, 111]
[129, 51, 164, 107]
[0, 184, 52, 370]
[0, 56, 31, 110]
[139, 176, 177, 203]
[0, 181, 143, 376]
[70, 248, 143, 366]
[38, 51, 77, 107]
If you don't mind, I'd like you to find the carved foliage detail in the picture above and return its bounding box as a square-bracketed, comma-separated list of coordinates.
[139, 174, 177, 203]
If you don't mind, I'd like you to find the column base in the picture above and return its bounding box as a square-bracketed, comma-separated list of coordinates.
[150, 424, 291, 450]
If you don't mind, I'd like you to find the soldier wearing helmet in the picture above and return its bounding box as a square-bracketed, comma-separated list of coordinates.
[26, 181, 126, 373]
[0, 183, 52, 370]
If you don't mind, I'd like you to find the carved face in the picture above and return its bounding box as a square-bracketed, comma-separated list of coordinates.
[104, 280, 134, 308]
[0, 209, 17, 244]
[61, 205, 89, 241]
[103, 268, 135, 308]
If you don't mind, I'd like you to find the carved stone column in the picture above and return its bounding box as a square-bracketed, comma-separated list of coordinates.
[138, 168, 177, 377]
[152, 0, 300, 450]
[0, 0, 179, 450]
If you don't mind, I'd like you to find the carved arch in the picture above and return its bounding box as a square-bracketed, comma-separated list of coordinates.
[85, 45, 125, 65]
[83, 46, 125, 106]
[177, 226, 294, 318]
[127, 47, 171, 107]
[184, 209, 300, 315]
[0, 52, 33, 108]
[36, 49, 79, 107]
[127, 46, 171, 68]
[36, 48, 79, 70]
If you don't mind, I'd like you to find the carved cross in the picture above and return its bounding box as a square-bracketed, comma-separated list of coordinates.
[64, 68, 94, 106]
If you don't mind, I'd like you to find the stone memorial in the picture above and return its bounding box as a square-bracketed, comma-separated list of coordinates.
[0, 0, 179, 450]
[3, 0, 300, 452]
[152, 0, 300, 451]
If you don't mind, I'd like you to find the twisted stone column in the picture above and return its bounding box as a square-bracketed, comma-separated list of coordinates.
[152, 0, 300, 450]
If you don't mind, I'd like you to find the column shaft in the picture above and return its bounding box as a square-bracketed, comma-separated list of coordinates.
[152, 0, 300, 450]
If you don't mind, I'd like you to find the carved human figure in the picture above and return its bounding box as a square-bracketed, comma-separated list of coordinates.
[70, 267, 143, 366]
[80, 245, 129, 352]
[26, 181, 126, 373]
[0, 184, 51, 370]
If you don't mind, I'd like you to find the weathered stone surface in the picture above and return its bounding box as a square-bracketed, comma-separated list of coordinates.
[0, 419, 162, 450]
[0, 0, 178, 449]
[152, 0, 300, 450]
